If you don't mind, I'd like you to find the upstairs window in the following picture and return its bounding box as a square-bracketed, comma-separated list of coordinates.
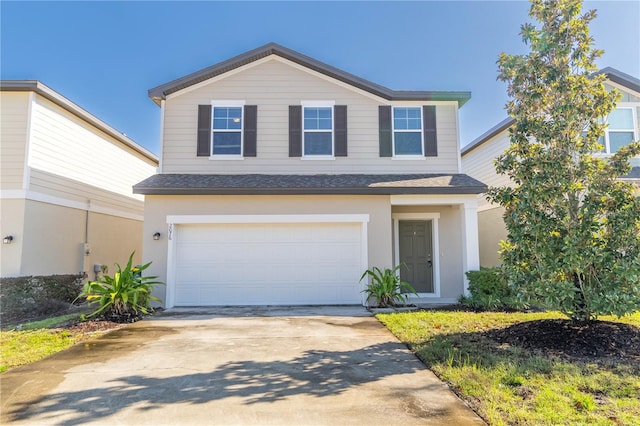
[604, 107, 636, 154]
[303, 106, 333, 156]
[212, 106, 243, 156]
[393, 107, 423, 156]
[591, 106, 639, 155]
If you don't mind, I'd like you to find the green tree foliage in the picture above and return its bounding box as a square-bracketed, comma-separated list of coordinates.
[489, 0, 640, 321]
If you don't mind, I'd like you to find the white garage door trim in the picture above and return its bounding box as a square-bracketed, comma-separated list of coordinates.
[165, 214, 369, 308]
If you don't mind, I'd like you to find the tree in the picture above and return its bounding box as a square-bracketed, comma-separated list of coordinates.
[489, 0, 640, 322]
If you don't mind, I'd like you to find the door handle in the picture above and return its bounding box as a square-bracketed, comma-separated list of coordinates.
[427, 260, 432, 268]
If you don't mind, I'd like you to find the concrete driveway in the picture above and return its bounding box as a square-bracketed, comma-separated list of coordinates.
[1, 306, 484, 425]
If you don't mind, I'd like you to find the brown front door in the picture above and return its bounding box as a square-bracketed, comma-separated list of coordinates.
[398, 220, 434, 293]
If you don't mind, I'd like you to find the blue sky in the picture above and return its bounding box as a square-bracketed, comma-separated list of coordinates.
[2, 1, 638, 154]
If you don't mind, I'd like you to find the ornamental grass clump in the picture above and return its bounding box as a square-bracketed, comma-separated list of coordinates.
[78, 252, 163, 322]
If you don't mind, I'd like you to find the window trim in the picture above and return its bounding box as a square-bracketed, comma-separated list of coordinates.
[602, 105, 638, 154]
[301, 100, 335, 158]
[210, 100, 246, 159]
[392, 106, 424, 157]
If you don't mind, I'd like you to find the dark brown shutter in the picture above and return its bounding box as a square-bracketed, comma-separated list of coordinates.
[334, 105, 347, 157]
[423, 105, 437, 157]
[197, 104, 212, 156]
[289, 105, 302, 157]
[379, 106, 392, 157]
[243, 105, 257, 157]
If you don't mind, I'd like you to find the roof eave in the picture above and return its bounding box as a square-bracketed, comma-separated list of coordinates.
[461, 117, 515, 156]
[599, 67, 640, 94]
[148, 43, 471, 107]
[1, 80, 159, 164]
[132, 186, 486, 196]
[462, 67, 640, 156]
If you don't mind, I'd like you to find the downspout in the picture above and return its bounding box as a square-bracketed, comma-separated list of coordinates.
[82, 200, 91, 279]
[85, 200, 90, 246]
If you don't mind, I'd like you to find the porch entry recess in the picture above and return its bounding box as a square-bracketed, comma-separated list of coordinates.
[398, 220, 434, 293]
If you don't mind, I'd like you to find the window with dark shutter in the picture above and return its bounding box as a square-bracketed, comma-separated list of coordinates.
[379, 106, 392, 157]
[243, 105, 257, 157]
[197, 105, 212, 156]
[423, 105, 437, 157]
[334, 105, 348, 157]
[289, 105, 302, 157]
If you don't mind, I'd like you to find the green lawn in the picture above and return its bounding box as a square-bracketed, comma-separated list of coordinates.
[378, 310, 640, 426]
[1, 314, 106, 373]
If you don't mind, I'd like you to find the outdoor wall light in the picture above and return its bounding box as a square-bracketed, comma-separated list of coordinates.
[3, 236, 14, 244]
[153, 232, 161, 240]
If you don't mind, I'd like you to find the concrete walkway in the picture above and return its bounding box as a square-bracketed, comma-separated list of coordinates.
[1, 306, 484, 425]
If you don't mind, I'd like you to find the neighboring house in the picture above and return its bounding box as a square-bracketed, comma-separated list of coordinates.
[134, 42, 485, 307]
[462, 67, 640, 267]
[0, 81, 158, 278]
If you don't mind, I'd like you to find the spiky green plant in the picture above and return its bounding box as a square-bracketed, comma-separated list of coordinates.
[360, 265, 417, 308]
[79, 252, 163, 318]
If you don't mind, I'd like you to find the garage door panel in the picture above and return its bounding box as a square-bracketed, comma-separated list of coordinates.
[173, 222, 363, 306]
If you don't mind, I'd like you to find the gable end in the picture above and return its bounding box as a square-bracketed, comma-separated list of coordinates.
[148, 43, 471, 107]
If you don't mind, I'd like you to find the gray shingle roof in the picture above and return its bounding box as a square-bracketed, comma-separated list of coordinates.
[148, 43, 471, 107]
[133, 174, 487, 195]
[599, 67, 640, 94]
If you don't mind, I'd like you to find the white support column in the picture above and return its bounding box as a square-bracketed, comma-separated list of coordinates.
[461, 201, 480, 296]
[165, 222, 176, 308]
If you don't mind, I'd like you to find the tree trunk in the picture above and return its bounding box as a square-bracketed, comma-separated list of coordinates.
[573, 272, 590, 323]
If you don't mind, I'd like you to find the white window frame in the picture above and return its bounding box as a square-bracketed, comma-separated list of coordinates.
[602, 105, 639, 154]
[392, 106, 424, 158]
[301, 100, 335, 159]
[210, 100, 245, 160]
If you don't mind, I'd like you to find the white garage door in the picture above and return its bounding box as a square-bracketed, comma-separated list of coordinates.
[171, 221, 364, 306]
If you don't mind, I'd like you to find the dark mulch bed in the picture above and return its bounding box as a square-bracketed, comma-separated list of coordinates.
[66, 318, 127, 333]
[62, 308, 164, 332]
[483, 319, 640, 361]
[5, 307, 162, 334]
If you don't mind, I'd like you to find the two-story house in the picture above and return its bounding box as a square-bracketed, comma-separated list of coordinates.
[462, 67, 640, 267]
[134, 43, 485, 307]
[0, 81, 158, 278]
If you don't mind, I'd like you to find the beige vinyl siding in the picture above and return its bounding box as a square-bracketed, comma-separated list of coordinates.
[28, 94, 156, 201]
[0, 92, 30, 190]
[29, 169, 144, 217]
[461, 129, 511, 209]
[162, 58, 460, 174]
[605, 83, 640, 103]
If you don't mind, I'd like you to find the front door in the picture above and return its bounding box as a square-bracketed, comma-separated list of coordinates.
[398, 220, 434, 293]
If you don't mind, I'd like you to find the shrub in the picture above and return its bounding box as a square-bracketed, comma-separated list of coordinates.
[360, 265, 417, 308]
[0, 274, 84, 323]
[79, 252, 163, 322]
[461, 267, 526, 311]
